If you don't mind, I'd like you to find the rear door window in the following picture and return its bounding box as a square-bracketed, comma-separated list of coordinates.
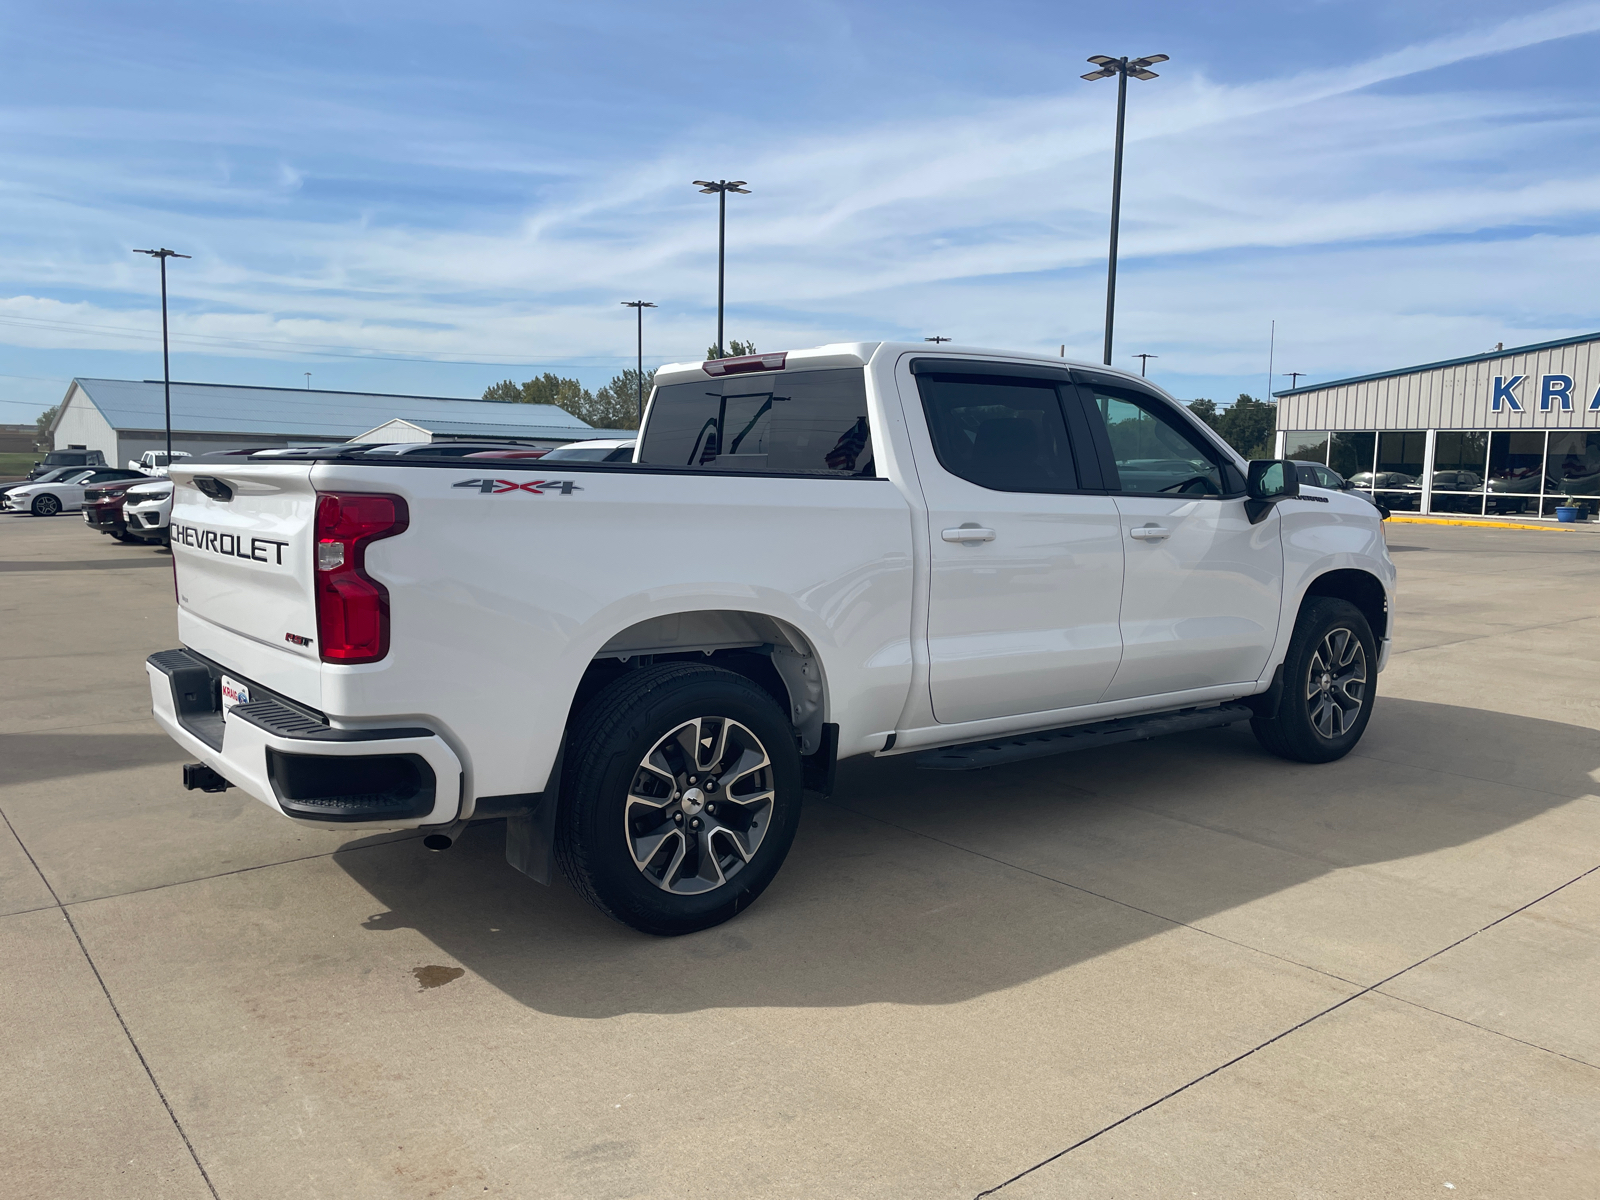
[914, 372, 1080, 492]
[639, 368, 874, 475]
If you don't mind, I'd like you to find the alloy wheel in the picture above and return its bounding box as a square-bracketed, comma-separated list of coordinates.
[1306, 627, 1367, 739]
[624, 715, 775, 895]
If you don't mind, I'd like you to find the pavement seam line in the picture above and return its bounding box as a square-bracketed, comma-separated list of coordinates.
[1388, 613, 1597, 656]
[0, 803, 223, 1200]
[1371, 989, 1600, 1071]
[57, 833, 423, 909]
[820, 798, 1365, 988]
[971, 859, 1600, 1197]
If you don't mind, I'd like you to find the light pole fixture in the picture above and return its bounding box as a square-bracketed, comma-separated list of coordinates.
[304, 372, 312, 389]
[621, 300, 658, 420]
[1132, 352, 1158, 377]
[1081, 53, 1167, 366]
[925, 336, 952, 343]
[133, 247, 191, 461]
[1285, 371, 1305, 391]
[692, 179, 750, 359]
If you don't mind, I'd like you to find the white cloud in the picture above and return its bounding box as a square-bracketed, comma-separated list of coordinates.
[2, 1, 1600, 399]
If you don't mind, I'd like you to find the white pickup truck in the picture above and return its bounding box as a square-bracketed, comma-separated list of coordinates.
[148, 343, 1395, 935]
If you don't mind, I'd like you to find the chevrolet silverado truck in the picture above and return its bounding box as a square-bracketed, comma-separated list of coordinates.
[148, 343, 1395, 935]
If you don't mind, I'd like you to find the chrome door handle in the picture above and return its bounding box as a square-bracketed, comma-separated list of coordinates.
[1129, 525, 1170, 541]
[942, 526, 996, 544]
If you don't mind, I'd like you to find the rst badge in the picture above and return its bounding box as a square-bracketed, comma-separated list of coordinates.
[452, 479, 583, 495]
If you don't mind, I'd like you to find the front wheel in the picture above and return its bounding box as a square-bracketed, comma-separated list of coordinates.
[1252, 598, 1376, 763]
[555, 663, 803, 936]
[32, 493, 61, 517]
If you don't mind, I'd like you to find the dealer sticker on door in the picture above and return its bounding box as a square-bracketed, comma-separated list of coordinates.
[220, 676, 251, 712]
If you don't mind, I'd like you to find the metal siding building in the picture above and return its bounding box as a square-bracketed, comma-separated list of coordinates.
[47, 378, 600, 466]
[1273, 332, 1600, 520]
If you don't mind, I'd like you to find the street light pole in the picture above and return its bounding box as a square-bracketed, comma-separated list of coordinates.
[1285, 371, 1305, 391]
[692, 180, 750, 358]
[1082, 54, 1167, 366]
[133, 248, 191, 461]
[1133, 352, 1158, 377]
[621, 301, 657, 421]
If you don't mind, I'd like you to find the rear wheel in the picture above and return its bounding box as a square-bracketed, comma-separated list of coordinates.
[555, 663, 803, 936]
[31, 494, 60, 517]
[1252, 598, 1376, 763]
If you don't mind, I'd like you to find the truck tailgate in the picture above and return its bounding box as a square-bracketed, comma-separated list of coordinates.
[170, 462, 323, 706]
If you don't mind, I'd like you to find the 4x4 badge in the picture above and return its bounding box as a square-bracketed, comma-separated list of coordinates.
[452, 479, 583, 495]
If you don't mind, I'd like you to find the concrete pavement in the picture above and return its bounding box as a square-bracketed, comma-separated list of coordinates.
[2, 513, 1595, 1198]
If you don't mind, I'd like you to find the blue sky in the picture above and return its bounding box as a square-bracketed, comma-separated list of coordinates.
[3, 0, 1600, 421]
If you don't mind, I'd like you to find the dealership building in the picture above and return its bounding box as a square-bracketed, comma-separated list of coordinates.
[1272, 331, 1600, 519]
[46, 378, 619, 465]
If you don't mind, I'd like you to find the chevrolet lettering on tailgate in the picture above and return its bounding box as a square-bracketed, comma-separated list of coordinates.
[171, 522, 289, 565]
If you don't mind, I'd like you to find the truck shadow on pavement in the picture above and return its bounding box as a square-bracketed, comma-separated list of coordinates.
[338, 697, 1599, 1016]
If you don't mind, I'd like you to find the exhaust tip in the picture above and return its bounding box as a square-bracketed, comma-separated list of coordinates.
[422, 833, 453, 852]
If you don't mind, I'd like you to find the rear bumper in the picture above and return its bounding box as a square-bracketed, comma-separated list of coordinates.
[147, 647, 462, 828]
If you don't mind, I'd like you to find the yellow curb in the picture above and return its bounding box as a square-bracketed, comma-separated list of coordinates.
[1386, 515, 1582, 532]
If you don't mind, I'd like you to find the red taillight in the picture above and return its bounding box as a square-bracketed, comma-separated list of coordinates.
[313, 492, 408, 664]
[702, 351, 787, 376]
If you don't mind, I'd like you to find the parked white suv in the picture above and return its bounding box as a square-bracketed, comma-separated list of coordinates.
[147, 343, 1395, 934]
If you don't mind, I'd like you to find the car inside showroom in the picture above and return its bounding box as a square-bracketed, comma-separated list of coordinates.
[1274, 331, 1600, 520]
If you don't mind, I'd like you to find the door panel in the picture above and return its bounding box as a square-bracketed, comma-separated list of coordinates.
[1106, 495, 1282, 699]
[1074, 377, 1283, 701]
[908, 365, 1125, 724]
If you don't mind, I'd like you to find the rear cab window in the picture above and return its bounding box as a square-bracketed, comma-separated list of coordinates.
[638, 368, 874, 476]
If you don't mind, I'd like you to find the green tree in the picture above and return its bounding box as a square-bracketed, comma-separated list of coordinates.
[586, 368, 655, 430]
[705, 339, 757, 359]
[1185, 398, 1219, 430]
[1215, 393, 1277, 460]
[34, 404, 58, 451]
[481, 380, 522, 402]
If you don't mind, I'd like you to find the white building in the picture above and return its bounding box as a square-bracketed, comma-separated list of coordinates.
[1273, 331, 1600, 520]
[48, 378, 616, 465]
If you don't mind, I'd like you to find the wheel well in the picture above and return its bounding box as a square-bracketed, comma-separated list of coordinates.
[570, 611, 826, 754]
[1303, 569, 1387, 641]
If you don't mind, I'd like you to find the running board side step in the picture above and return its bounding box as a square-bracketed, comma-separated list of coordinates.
[914, 704, 1255, 771]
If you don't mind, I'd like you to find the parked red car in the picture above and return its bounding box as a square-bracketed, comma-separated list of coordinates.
[81, 477, 152, 541]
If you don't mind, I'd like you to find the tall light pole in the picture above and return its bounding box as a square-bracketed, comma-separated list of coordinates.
[621, 301, 657, 421]
[1081, 54, 1167, 366]
[1133, 352, 1158, 377]
[692, 179, 750, 358]
[925, 336, 952, 343]
[133, 248, 191, 461]
[1285, 371, 1305, 391]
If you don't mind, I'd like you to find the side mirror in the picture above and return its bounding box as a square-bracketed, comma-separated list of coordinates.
[1245, 459, 1299, 524]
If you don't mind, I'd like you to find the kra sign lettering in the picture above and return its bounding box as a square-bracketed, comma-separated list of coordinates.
[1493, 374, 1600, 413]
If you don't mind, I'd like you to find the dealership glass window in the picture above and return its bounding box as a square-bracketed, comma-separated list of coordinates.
[1430, 431, 1488, 513]
[1283, 431, 1331, 463]
[1329, 431, 1376, 489]
[1367, 431, 1426, 510]
[1544, 431, 1600, 519]
[1485, 431, 1547, 516]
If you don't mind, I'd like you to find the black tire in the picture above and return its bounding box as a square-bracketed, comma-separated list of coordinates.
[1252, 598, 1376, 764]
[32, 493, 61, 517]
[554, 663, 803, 936]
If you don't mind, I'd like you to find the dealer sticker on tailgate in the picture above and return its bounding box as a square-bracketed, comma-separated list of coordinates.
[220, 676, 251, 712]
